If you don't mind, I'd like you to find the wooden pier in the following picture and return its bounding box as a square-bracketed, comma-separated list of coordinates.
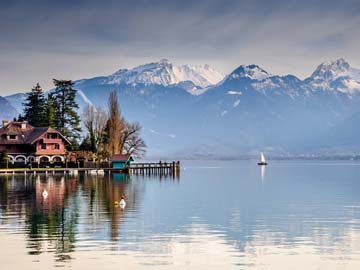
[0, 168, 123, 175]
[0, 161, 181, 176]
[130, 161, 180, 176]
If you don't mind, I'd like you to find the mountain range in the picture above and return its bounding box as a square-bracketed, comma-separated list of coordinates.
[1, 58, 360, 159]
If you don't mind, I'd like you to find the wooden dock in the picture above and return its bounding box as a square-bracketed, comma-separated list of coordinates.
[0, 161, 181, 176]
[130, 161, 180, 176]
[0, 168, 124, 175]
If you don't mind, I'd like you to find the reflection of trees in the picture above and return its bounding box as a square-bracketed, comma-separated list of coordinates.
[102, 173, 129, 241]
[0, 174, 83, 261]
[0, 172, 145, 261]
[26, 174, 79, 260]
[82, 173, 140, 241]
[0, 174, 36, 219]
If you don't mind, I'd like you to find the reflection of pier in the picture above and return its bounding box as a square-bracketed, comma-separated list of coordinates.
[130, 161, 180, 176]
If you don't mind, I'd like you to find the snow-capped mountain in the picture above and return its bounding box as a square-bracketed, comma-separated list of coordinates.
[225, 64, 271, 82]
[105, 59, 224, 88]
[305, 58, 360, 93]
[3, 58, 360, 158]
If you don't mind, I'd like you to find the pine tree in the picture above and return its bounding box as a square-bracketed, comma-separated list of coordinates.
[52, 79, 82, 148]
[17, 114, 25, 122]
[46, 93, 58, 128]
[22, 83, 47, 126]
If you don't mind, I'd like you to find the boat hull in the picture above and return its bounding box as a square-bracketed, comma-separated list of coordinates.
[258, 162, 268, 165]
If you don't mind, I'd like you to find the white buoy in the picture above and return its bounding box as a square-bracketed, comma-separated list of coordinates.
[42, 190, 48, 198]
[119, 199, 126, 209]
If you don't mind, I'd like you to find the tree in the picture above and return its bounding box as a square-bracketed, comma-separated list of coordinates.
[120, 121, 146, 157]
[101, 90, 146, 158]
[83, 105, 107, 155]
[81, 90, 146, 158]
[79, 136, 92, 151]
[0, 150, 8, 162]
[105, 90, 124, 156]
[52, 79, 82, 147]
[22, 83, 47, 126]
[46, 93, 58, 128]
[13, 114, 23, 122]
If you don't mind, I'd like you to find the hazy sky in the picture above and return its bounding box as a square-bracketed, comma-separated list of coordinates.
[1, 0, 360, 95]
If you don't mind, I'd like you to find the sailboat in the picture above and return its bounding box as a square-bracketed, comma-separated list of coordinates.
[258, 152, 268, 165]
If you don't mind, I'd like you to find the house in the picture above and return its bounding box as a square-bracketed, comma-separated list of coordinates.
[0, 120, 71, 164]
[110, 154, 134, 169]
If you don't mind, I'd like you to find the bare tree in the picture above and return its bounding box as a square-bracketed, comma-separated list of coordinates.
[94, 106, 107, 153]
[83, 105, 96, 152]
[83, 104, 107, 155]
[120, 121, 146, 158]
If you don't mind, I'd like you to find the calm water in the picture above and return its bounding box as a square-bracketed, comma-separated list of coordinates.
[0, 160, 359, 269]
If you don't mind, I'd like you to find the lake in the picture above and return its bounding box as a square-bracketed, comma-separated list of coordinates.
[0, 160, 359, 269]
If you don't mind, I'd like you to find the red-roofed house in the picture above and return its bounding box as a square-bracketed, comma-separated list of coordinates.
[0, 120, 70, 164]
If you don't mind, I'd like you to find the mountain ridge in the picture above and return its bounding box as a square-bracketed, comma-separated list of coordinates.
[2, 58, 360, 158]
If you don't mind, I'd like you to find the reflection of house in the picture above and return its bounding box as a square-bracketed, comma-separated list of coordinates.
[110, 154, 134, 169]
[0, 120, 70, 163]
[36, 175, 66, 209]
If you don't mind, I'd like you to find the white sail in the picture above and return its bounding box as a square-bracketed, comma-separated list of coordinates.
[260, 152, 266, 163]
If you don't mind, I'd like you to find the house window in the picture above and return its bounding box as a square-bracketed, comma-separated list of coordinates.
[9, 135, 17, 140]
[54, 144, 60, 150]
[47, 133, 57, 139]
[41, 143, 46, 150]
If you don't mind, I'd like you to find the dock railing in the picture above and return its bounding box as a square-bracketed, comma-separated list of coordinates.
[130, 161, 180, 176]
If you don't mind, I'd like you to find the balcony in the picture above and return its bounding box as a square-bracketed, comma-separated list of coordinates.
[42, 138, 62, 144]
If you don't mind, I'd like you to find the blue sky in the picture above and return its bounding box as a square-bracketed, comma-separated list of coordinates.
[0, 0, 359, 94]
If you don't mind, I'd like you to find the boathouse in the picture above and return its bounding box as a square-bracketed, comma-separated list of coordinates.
[110, 154, 134, 169]
[0, 120, 70, 164]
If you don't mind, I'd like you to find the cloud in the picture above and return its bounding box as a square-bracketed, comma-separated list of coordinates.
[0, 0, 360, 93]
[148, 128, 176, 139]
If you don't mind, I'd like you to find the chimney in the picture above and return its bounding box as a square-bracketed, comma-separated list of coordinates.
[2, 120, 9, 127]
[21, 122, 27, 129]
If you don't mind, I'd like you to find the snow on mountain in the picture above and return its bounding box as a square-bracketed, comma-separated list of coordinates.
[105, 59, 224, 89]
[77, 90, 93, 106]
[311, 58, 350, 81]
[250, 75, 303, 99]
[306, 58, 360, 93]
[225, 64, 271, 81]
[227, 91, 242, 95]
[177, 64, 224, 87]
[4, 58, 360, 158]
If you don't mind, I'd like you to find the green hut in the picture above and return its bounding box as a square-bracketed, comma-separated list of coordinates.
[110, 154, 134, 169]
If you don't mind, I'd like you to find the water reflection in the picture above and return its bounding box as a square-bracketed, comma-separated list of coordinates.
[0, 161, 360, 269]
[260, 165, 266, 183]
[0, 173, 139, 261]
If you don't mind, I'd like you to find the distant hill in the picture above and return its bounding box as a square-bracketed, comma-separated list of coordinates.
[3, 93, 27, 116]
[0, 96, 19, 121]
